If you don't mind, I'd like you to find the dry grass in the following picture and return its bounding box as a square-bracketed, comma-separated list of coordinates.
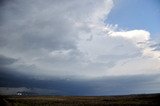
[1, 94, 160, 106]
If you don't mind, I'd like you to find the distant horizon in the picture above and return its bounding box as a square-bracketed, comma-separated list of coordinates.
[1, 90, 160, 96]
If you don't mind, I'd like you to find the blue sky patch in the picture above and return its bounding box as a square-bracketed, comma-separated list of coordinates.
[106, 0, 160, 38]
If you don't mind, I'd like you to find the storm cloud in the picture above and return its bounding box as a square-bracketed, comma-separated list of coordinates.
[1, 69, 160, 95]
[0, 0, 160, 95]
[0, 55, 17, 66]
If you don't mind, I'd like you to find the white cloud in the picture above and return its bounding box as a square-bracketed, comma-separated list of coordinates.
[109, 30, 150, 43]
[106, 57, 160, 76]
[142, 43, 160, 60]
[0, 0, 160, 79]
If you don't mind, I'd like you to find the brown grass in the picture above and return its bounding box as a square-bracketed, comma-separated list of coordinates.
[0, 94, 160, 106]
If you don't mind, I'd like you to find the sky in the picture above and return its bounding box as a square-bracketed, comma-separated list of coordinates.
[107, 0, 160, 38]
[0, 0, 160, 95]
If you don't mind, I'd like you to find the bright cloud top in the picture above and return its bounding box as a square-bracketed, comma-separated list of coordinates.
[109, 30, 150, 43]
[0, 0, 160, 79]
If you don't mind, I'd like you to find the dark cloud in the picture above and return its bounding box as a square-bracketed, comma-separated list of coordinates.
[0, 67, 92, 95]
[0, 55, 17, 66]
[1, 67, 160, 95]
[0, 0, 78, 52]
[0, 0, 8, 6]
[89, 75, 160, 95]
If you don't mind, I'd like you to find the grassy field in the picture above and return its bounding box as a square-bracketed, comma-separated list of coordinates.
[0, 94, 160, 106]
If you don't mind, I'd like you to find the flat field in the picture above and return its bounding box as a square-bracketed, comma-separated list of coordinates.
[0, 94, 160, 106]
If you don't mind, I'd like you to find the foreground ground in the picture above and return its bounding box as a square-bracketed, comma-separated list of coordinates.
[0, 94, 160, 106]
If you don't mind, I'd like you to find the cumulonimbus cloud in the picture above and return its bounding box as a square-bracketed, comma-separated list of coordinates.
[0, 0, 160, 79]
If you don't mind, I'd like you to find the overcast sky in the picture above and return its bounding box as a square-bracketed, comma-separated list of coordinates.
[0, 0, 160, 95]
